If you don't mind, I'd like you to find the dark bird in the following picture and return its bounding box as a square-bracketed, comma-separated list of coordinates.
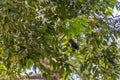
[69, 39, 79, 51]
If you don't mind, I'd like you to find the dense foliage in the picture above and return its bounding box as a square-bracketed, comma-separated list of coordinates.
[0, 0, 120, 80]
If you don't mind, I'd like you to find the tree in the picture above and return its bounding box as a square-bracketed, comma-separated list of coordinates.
[0, 0, 120, 80]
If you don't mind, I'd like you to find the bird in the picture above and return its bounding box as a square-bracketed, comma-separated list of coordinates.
[69, 39, 79, 52]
